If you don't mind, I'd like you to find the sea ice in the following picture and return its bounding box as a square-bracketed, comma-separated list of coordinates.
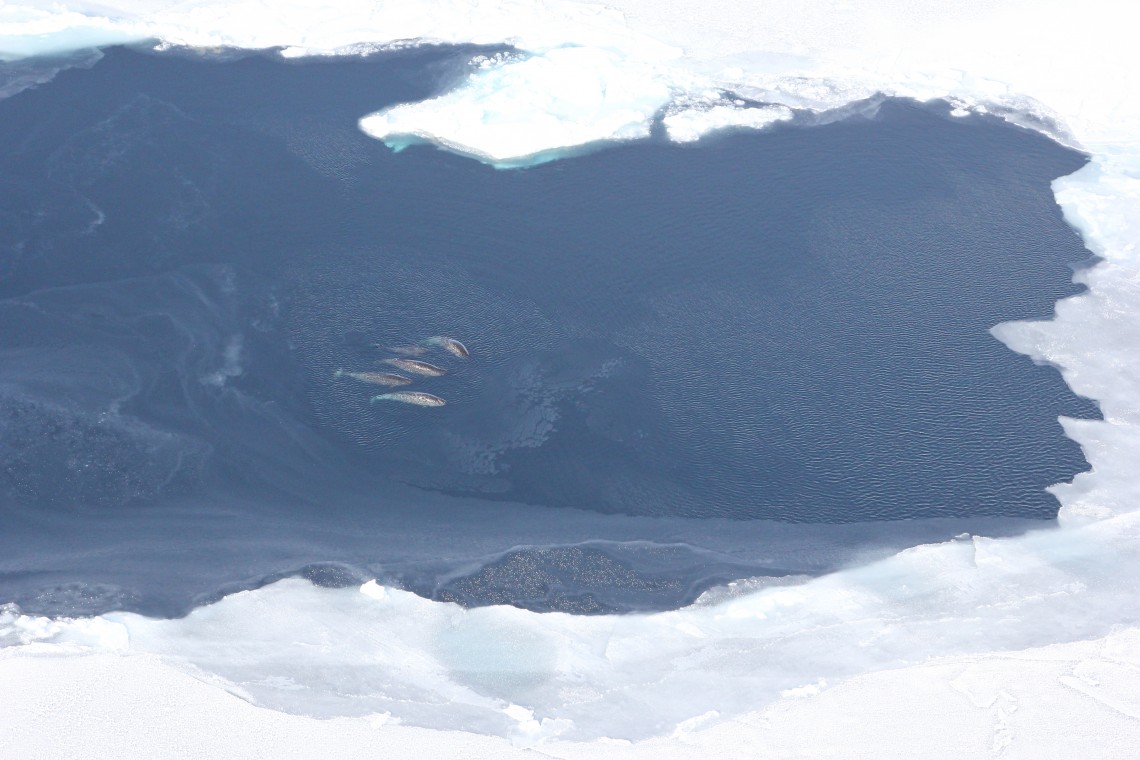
[1, 0, 1139, 757]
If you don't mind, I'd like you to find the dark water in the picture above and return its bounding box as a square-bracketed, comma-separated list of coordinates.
[0, 46, 1097, 615]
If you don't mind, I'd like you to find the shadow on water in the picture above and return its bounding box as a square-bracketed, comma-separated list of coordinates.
[0, 46, 1099, 616]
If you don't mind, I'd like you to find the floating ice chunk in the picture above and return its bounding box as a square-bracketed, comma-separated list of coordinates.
[359, 579, 389, 601]
[663, 102, 793, 143]
[360, 47, 674, 166]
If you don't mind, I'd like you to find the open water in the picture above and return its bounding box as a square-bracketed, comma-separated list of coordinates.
[0, 46, 1097, 616]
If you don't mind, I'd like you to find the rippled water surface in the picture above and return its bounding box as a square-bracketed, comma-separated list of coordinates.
[0, 46, 1097, 615]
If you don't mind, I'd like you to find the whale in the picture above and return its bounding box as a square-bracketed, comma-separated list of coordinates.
[371, 391, 447, 407]
[426, 336, 470, 359]
[382, 358, 447, 376]
[334, 369, 412, 386]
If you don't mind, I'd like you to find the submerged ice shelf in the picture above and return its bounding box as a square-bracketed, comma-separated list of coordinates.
[2, 0, 1140, 757]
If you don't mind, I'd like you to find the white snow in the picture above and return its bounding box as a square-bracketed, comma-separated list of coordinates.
[359, 46, 674, 165]
[2, 0, 1140, 757]
[662, 102, 793, 144]
[3, 622, 1140, 758]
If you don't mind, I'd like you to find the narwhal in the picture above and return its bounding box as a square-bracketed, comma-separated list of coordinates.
[371, 391, 447, 407]
[334, 369, 412, 386]
[426, 336, 470, 359]
[382, 358, 447, 377]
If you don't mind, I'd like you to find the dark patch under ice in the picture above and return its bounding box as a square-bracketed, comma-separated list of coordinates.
[0, 46, 1097, 616]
